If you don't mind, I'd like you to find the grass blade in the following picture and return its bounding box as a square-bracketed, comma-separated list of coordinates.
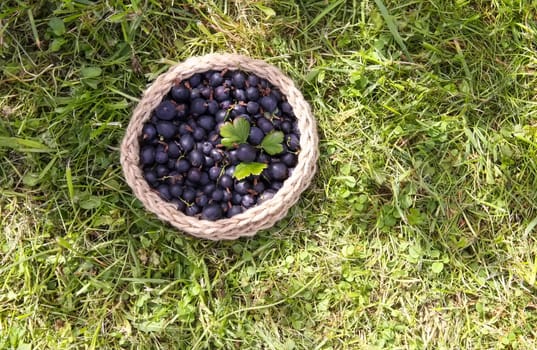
[373, 0, 413, 61]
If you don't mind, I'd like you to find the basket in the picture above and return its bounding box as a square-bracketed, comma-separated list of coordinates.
[120, 53, 318, 240]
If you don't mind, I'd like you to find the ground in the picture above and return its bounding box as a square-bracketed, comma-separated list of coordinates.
[1, 0, 537, 349]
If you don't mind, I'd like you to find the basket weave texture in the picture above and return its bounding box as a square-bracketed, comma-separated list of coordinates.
[120, 53, 318, 240]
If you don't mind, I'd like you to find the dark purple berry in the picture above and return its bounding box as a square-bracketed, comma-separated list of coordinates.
[185, 204, 200, 216]
[234, 181, 251, 195]
[170, 184, 183, 198]
[231, 71, 246, 89]
[241, 194, 256, 208]
[191, 98, 207, 116]
[167, 142, 181, 158]
[182, 188, 196, 202]
[189, 74, 202, 87]
[155, 100, 176, 120]
[179, 134, 195, 152]
[171, 85, 190, 102]
[142, 124, 157, 140]
[260, 95, 278, 113]
[201, 204, 223, 221]
[198, 115, 216, 131]
[248, 127, 264, 146]
[140, 146, 155, 165]
[266, 162, 288, 181]
[156, 121, 176, 139]
[236, 144, 257, 162]
[246, 101, 259, 114]
[281, 152, 298, 167]
[227, 205, 243, 217]
[188, 150, 204, 167]
[257, 117, 273, 134]
[157, 184, 172, 201]
[175, 159, 190, 173]
[219, 175, 233, 189]
[287, 134, 300, 151]
[246, 86, 259, 101]
[208, 72, 224, 87]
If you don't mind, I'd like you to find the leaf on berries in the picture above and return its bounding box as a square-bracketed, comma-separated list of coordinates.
[260, 131, 284, 155]
[233, 162, 267, 180]
[220, 117, 250, 148]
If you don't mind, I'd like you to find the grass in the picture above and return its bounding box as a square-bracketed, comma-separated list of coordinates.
[1, 0, 537, 348]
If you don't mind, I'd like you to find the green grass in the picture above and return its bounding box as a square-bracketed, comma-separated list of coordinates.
[1, 0, 537, 348]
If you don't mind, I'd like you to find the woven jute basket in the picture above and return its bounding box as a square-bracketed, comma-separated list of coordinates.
[120, 53, 318, 240]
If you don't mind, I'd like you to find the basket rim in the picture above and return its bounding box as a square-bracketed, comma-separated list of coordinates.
[120, 53, 318, 240]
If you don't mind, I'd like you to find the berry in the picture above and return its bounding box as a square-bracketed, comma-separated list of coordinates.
[241, 194, 256, 208]
[207, 100, 219, 115]
[209, 166, 222, 180]
[212, 189, 224, 201]
[190, 98, 207, 116]
[258, 189, 276, 204]
[246, 101, 259, 114]
[247, 74, 259, 87]
[287, 134, 300, 151]
[157, 184, 172, 201]
[142, 123, 157, 140]
[188, 150, 204, 167]
[260, 95, 278, 113]
[182, 188, 196, 203]
[246, 86, 259, 101]
[219, 174, 233, 189]
[198, 115, 216, 131]
[234, 180, 251, 195]
[155, 100, 176, 120]
[187, 168, 202, 183]
[248, 127, 264, 146]
[140, 146, 155, 165]
[281, 152, 298, 167]
[231, 71, 246, 88]
[233, 89, 246, 101]
[266, 162, 288, 181]
[189, 74, 202, 87]
[167, 142, 181, 158]
[156, 164, 169, 177]
[256, 117, 274, 134]
[143, 169, 158, 186]
[280, 101, 293, 115]
[179, 134, 195, 152]
[171, 85, 190, 102]
[214, 86, 230, 102]
[202, 204, 223, 221]
[175, 159, 190, 173]
[236, 144, 257, 162]
[156, 121, 176, 139]
[227, 205, 243, 217]
[185, 204, 200, 216]
[208, 72, 224, 87]
[170, 184, 183, 198]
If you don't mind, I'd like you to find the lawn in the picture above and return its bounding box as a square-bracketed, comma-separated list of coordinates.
[1, 0, 537, 349]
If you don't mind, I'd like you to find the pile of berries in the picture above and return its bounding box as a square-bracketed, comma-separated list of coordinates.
[139, 70, 301, 221]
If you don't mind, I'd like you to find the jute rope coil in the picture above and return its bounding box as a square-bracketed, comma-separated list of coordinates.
[120, 53, 318, 240]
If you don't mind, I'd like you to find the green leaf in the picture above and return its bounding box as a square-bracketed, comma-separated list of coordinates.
[79, 196, 102, 210]
[431, 262, 444, 274]
[48, 17, 65, 36]
[81, 67, 102, 79]
[260, 131, 284, 155]
[233, 162, 267, 180]
[220, 117, 250, 148]
[22, 173, 40, 186]
[254, 4, 276, 18]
